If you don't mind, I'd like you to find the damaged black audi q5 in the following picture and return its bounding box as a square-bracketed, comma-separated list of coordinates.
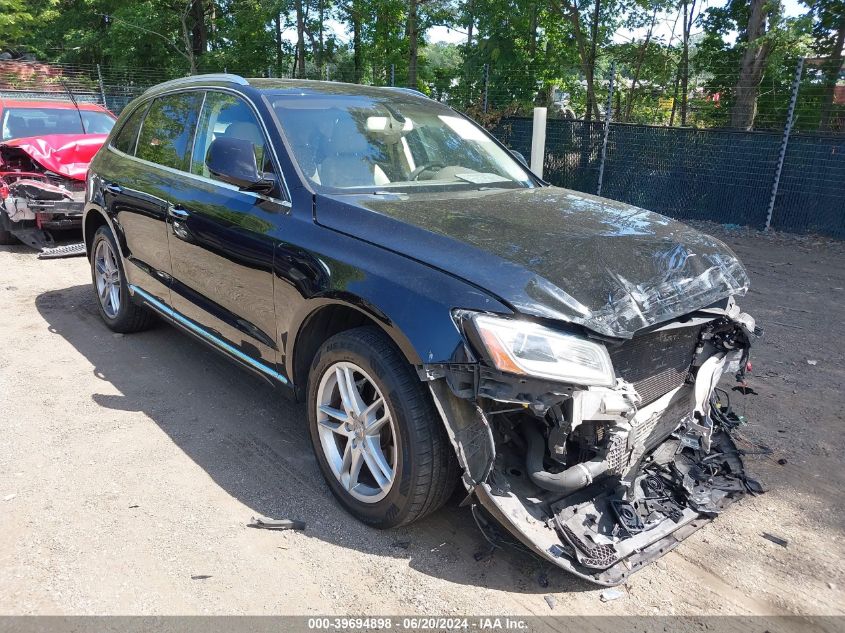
[84, 75, 762, 586]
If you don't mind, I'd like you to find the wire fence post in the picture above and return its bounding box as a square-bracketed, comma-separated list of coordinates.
[483, 63, 489, 114]
[96, 63, 107, 110]
[765, 56, 804, 231]
[596, 61, 615, 197]
[390, 64, 395, 86]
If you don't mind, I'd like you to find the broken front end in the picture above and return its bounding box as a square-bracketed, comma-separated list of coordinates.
[426, 299, 762, 586]
[0, 135, 104, 251]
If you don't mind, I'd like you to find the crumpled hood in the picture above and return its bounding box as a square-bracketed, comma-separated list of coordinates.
[316, 186, 749, 339]
[0, 134, 108, 181]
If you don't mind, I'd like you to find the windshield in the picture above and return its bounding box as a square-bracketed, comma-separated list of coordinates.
[1, 107, 116, 141]
[268, 93, 532, 193]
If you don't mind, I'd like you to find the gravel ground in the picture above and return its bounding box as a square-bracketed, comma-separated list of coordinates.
[0, 225, 843, 617]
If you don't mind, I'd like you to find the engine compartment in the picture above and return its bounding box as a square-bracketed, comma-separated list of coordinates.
[0, 143, 86, 248]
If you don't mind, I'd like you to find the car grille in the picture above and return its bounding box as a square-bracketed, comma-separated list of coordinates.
[608, 325, 701, 406]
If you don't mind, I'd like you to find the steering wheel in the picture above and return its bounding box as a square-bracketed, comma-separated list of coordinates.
[409, 162, 445, 181]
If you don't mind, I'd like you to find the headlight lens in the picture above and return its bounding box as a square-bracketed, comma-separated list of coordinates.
[472, 314, 615, 387]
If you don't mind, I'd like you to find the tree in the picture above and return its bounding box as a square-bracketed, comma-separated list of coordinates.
[295, 0, 306, 76]
[0, 0, 35, 47]
[697, 0, 811, 129]
[551, 0, 601, 119]
[805, 0, 845, 130]
[730, 0, 781, 129]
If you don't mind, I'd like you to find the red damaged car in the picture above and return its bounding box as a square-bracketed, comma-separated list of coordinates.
[0, 98, 115, 250]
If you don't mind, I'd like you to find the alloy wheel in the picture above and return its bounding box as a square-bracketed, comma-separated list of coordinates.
[94, 238, 121, 318]
[315, 361, 397, 503]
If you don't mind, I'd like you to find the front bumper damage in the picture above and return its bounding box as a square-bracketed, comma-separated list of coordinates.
[2, 178, 85, 224]
[0, 178, 84, 250]
[425, 301, 762, 586]
[1, 134, 98, 252]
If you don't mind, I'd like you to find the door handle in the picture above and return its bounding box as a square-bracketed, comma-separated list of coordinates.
[168, 205, 192, 242]
[105, 183, 123, 195]
[168, 205, 190, 220]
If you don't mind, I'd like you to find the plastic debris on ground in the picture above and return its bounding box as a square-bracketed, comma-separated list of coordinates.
[600, 588, 625, 602]
[247, 516, 306, 531]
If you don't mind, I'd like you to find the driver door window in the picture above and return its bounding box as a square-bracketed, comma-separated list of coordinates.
[190, 92, 273, 181]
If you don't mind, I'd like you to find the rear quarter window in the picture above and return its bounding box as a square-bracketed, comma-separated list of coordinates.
[136, 92, 203, 171]
[111, 102, 149, 155]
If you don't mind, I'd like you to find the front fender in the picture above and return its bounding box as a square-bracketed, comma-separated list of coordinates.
[274, 219, 511, 387]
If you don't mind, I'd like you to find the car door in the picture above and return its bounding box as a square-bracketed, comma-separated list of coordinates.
[166, 90, 287, 371]
[103, 92, 203, 302]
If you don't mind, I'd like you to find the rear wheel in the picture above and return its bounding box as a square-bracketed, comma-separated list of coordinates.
[90, 225, 154, 333]
[307, 326, 458, 528]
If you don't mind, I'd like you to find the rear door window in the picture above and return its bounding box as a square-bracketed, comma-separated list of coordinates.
[136, 92, 203, 171]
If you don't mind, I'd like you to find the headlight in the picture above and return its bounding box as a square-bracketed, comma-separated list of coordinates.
[472, 314, 615, 387]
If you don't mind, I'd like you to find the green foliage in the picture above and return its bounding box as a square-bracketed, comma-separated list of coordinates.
[0, 0, 37, 46]
[694, 0, 813, 129]
[2, 0, 838, 131]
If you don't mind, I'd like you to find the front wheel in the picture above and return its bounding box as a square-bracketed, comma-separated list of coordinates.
[0, 229, 16, 245]
[0, 213, 18, 245]
[307, 326, 458, 528]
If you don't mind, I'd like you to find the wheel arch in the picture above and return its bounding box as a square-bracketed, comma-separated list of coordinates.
[288, 297, 421, 401]
[82, 207, 110, 259]
[83, 203, 130, 263]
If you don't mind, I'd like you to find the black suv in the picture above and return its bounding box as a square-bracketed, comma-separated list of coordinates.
[84, 74, 760, 585]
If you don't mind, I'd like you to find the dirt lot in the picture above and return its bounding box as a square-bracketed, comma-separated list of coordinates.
[1, 225, 844, 618]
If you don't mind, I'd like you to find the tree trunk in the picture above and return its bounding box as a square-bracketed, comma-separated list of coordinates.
[820, 15, 845, 131]
[209, 1, 217, 51]
[295, 0, 306, 78]
[464, 0, 474, 107]
[179, 4, 197, 75]
[730, 0, 775, 130]
[319, 0, 325, 73]
[190, 0, 206, 58]
[556, 0, 600, 120]
[352, 1, 363, 83]
[624, 6, 657, 121]
[669, 58, 682, 125]
[407, 0, 419, 87]
[586, 0, 601, 121]
[275, 13, 283, 74]
[529, 4, 538, 59]
[680, 0, 695, 125]
[466, 0, 474, 47]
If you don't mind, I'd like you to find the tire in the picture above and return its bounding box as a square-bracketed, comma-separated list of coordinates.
[307, 326, 458, 528]
[0, 212, 18, 245]
[90, 225, 154, 333]
[0, 229, 16, 245]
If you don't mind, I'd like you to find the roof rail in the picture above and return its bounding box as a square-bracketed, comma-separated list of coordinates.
[143, 73, 249, 94]
[386, 86, 429, 99]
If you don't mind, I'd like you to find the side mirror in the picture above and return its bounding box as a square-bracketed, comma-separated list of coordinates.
[206, 137, 274, 194]
[511, 150, 528, 167]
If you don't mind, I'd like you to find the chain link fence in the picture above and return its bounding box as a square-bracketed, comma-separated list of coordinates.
[2, 56, 843, 237]
[0, 60, 172, 114]
[487, 57, 845, 238]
